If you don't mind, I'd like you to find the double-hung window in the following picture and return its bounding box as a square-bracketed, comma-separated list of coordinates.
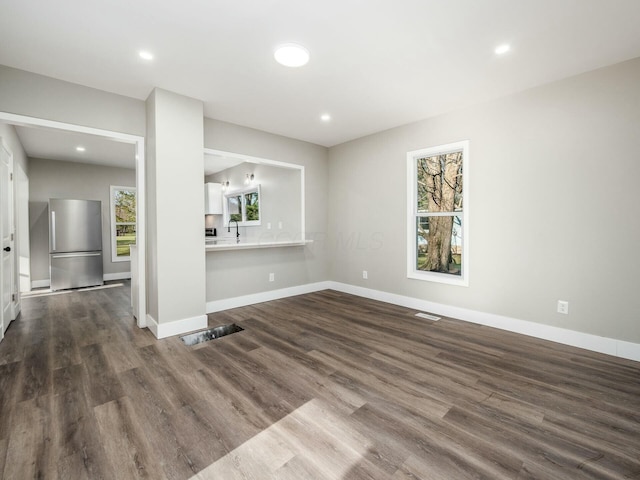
[224, 185, 261, 226]
[407, 141, 468, 286]
[110, 186, 136, 262]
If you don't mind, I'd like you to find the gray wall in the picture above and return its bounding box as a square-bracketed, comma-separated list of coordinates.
[5, 60, 638, 347]
[29, 158, 135, 283]
[328, 57, 640, 343]
[204, 118, 329, 302]
[0, 65, 145, 136]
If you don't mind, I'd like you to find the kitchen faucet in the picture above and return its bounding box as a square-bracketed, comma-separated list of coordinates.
[228, 219, 240, 240]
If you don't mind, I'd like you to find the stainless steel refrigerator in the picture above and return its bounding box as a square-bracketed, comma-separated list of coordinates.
[49, 198, 104, 291]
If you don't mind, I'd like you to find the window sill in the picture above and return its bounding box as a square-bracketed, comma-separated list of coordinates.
[407, 270, 468, 287]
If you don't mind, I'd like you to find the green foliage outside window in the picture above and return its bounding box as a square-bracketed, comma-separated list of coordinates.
[245, 192, 259, 221]
[114, 188, 136, 257]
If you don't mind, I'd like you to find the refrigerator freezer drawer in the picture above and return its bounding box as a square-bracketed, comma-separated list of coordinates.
[50, 252, 104, 291]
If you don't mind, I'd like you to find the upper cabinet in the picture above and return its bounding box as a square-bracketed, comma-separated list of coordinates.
[204, 182, 223, 215]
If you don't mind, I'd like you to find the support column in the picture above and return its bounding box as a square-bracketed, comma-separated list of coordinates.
[145, 88, 206, 337]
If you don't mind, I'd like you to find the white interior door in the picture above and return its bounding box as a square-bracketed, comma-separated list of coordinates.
[1, 141, 15, 340]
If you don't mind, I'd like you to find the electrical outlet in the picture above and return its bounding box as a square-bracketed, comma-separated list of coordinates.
[362, 270, 368, 279]
[557, 300, 569, 314]
[278, 221, 283, 229]
[267, 222, 271, 230]
[269, 273, 275, 282]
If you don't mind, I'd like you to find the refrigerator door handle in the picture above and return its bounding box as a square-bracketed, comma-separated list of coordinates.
[51, 211, 56, 251]
[51, 252, 102, 259]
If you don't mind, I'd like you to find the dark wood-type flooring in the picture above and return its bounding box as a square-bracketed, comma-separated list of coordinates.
[1, 283, 639, 479]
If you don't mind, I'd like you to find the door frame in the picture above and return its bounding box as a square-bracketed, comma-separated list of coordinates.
[0, 112, 147, 328]
[15, 163, 30, 293]
[0, 137, 16, 340]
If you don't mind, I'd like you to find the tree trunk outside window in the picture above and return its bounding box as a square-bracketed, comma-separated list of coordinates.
[420, 152, 462, 273]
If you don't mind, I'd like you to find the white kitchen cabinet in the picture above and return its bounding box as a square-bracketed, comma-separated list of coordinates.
[205, 183, 223, 215]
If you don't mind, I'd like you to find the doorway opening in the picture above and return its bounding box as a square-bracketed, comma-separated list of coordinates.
[0, 112, 146, 328]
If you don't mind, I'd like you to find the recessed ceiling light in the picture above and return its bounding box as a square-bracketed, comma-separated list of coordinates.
[320, 114, 331, 122]
[274, 44, 309, 67]
[494, 44, 511, 55]
[76, 146, 86, 152]
[139, 50, 154, 61]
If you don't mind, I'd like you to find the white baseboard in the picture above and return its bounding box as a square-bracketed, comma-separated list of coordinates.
[206, 281, 333, 313]
[31, 279, 50, 289]
[146, 313, 208, 339]
[146, 314, 158, 337]
[104, 272, 131, 281]
[616, 340, 640, 362]
[327, 282, 640, 363]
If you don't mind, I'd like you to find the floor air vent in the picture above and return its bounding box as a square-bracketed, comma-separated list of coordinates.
[415, 312, 441, 321]
[180, 323, 244, 346]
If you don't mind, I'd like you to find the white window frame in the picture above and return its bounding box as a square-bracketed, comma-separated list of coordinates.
[223, 184, 261, 227]
[110, 185, 136, 263]
[407, 140, 469, 286]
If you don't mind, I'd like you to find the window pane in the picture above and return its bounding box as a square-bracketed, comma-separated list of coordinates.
[416, 215, 462, 276]
[115, 189, 136, 223]
[116, 224, 136, 257]
[228, 195, 242, 222]
[417, 151, 463, 213]
[244, 191, 259, 221]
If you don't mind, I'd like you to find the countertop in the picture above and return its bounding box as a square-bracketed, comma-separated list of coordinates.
[205, 237, 312, 251]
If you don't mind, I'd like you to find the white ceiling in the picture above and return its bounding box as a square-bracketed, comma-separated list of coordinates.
[204, 153, 244, 176]
[1, 0, 640, 148]
[13, 125, 136, 169]
[13, 126, 244, 174]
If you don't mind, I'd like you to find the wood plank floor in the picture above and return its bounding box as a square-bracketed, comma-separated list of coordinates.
[1, 283, 639, 479]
